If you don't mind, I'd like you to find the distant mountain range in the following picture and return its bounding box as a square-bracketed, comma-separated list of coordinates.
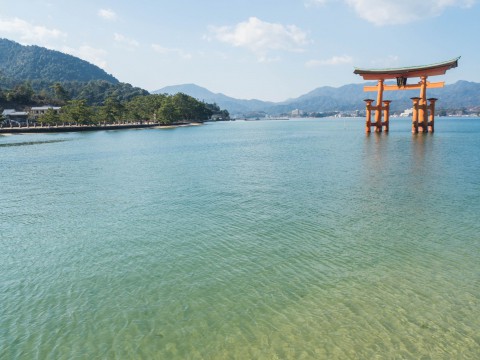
[153, 84, 274, 114]
[154, 81, 480, 115]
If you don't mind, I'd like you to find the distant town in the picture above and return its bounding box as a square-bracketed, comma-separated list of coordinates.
[230, 107, 480, 121]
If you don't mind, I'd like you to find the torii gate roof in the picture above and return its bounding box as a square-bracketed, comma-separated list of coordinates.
[354, 57, 460, 80]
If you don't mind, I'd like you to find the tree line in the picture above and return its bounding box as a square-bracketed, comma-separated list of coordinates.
[0, 82, 229, 126]
[36, 93, 228, 126]
[0, 79, 149, 108]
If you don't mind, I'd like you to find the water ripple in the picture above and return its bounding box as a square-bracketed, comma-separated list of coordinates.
[1, 119, 479, 359]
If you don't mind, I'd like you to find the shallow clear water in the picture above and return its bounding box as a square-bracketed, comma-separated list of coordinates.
[1, 118, 479, 359]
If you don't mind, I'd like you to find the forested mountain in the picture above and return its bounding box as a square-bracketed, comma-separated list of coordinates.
[0, 38, 148, 108]
[57, 80, 148, 106]
[0, 38, 118, 83]
[0, 78, 149, 108]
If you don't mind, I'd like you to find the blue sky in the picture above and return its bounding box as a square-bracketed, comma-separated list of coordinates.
[0, 0, 478, 101]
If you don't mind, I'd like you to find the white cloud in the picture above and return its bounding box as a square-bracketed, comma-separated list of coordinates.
[151, 44, 192, 60]
[98, 8, 117, 21]
[345, 0, 476, 26]
[0, 17, 66, 46]
[114, 33, 140, 49]
[208, 17, 310, 61]
[63, 45, 108, 69]
[306, 55, 353, 67]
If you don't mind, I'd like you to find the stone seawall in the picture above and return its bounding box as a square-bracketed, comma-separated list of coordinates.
[0, 123, 162, 134]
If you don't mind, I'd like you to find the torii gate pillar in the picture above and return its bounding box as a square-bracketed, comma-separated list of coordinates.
[418, 76, 428, 133]
[374, 80, 384, 132]
[428, 98, 438, 133]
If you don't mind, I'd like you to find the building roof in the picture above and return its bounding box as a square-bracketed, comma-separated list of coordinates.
[31, 106, 61, 111]
[2, 109, 28, 116]
[354, 57, 460, 80]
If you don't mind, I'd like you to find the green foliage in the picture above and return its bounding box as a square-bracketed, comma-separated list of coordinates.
[6, 82, 34, 104]
[38, 108, 61, 125]
[124, 94, 167, 122]
[55, 93, 219, 125]
[172, 93, 214, 121]
[60, 100, 94, 124]
[64, 80, 148, 106]
[157, 97, 180, 124]
[118, 93, 222, 124]
[52, 82, 70, 103]
[98, 96, 125, 123]
[0, 79, 149, 109]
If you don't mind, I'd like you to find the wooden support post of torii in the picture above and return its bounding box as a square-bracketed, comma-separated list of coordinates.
[374, 79, 384, 132]
[383, 100, 391, 132]
[411, 97, 420, 133]
[364, 99, 374, 133]
[428, 98, 438, 133]
[354, 57, 460, 133]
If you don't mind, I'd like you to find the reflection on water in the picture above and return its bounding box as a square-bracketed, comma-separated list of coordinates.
[412, 132, 431, 166]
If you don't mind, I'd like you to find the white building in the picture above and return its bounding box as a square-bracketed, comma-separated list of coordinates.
[400, 108, 413, 117]
[30, 105, 61, 119]
[291, 109, 304, 117]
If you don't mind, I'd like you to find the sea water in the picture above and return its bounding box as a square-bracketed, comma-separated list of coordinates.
[1, 118, 479, 359]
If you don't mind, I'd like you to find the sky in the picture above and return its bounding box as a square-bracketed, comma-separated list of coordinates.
[0, 0, 479, 101]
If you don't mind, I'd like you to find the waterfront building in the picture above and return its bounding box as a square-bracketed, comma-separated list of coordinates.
[1, 109, 29, 125]
[30, 105, 62, 120]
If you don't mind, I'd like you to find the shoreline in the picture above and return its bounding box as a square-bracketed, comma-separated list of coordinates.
[0, 122, 203, 134]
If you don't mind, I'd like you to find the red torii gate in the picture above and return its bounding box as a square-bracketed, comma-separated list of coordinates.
[354, 57, 460, 133]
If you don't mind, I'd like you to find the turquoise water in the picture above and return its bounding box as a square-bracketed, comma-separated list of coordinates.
[1, 118, 479, 359]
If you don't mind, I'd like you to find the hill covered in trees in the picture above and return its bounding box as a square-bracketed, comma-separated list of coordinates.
[0, 38, 118, 84]
[0, 38, 149, 108]
[0, 80, 150, 109]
